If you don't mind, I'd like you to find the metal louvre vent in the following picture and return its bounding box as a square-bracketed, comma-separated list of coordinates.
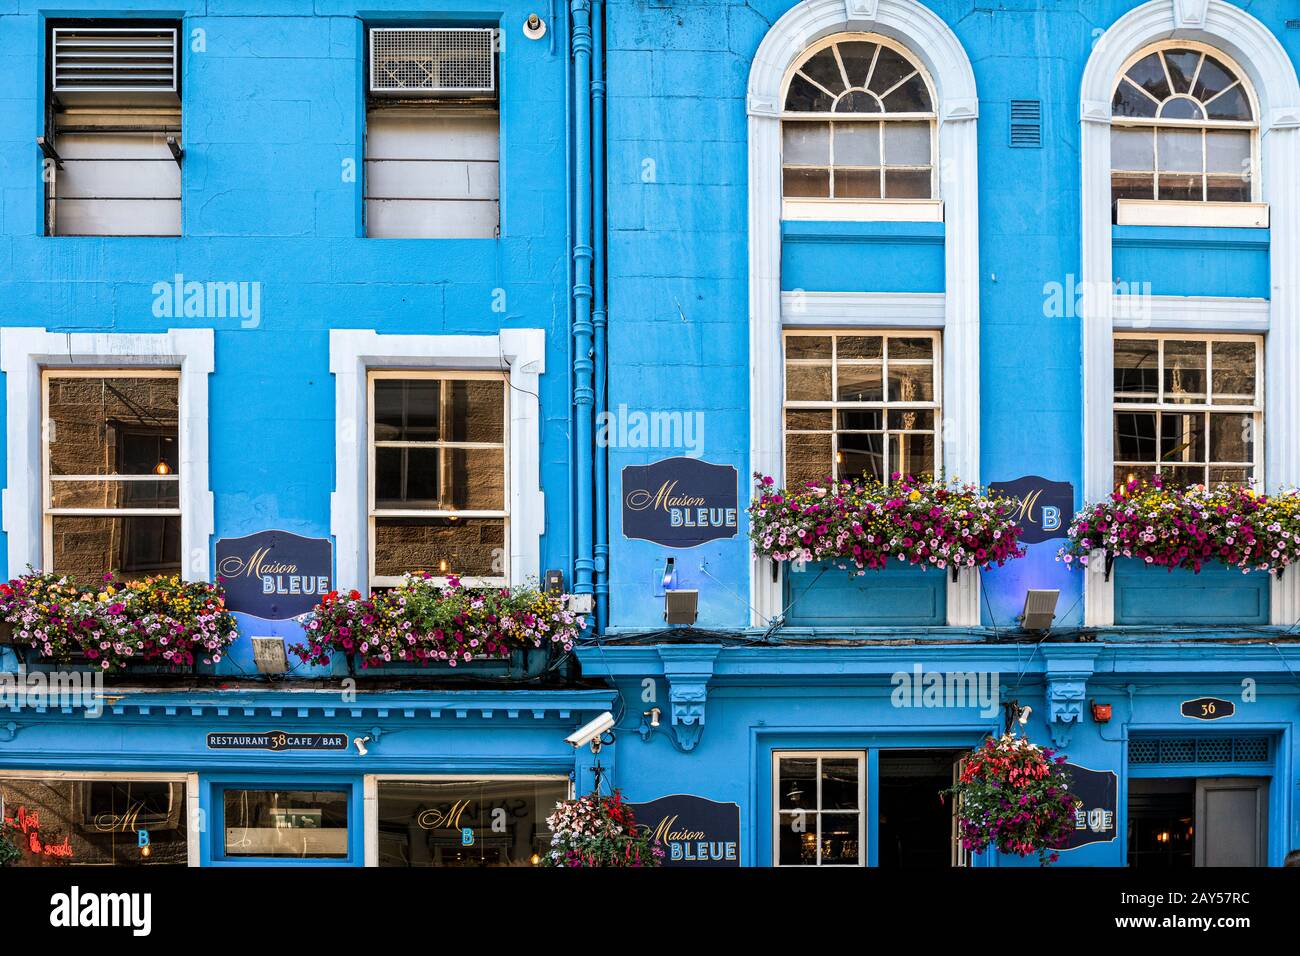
[1009, 99, 1042, 148]
[1129, 736, 1270, 765]
[52, 27, 178, 93]
[369, 27, 496, 96]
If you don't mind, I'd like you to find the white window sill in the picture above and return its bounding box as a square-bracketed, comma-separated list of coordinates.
[1115, 199, 1269, 229]
[782, 198, 944, 223]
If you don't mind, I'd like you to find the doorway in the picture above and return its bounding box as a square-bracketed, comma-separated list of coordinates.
[1128, 777, 1268, 867]
[877, 749, 964, 868]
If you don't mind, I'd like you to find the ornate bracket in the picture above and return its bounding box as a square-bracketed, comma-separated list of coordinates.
[1041, 645, 1103, 750]
[658, 646, 720, 753]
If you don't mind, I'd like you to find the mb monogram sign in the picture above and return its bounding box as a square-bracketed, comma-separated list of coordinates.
[629, 794, 741, 867]
[622, 457, 739, 548]
[1060, 763, 1118, 851]
[215, 530, 333, 619]
[987, 475, 1074, 544]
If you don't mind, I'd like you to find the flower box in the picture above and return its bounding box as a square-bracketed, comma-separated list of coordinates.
[1112, 559, 1269, 626]
[784, 559, 947, 627]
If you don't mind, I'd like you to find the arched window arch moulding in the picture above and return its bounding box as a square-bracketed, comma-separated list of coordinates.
[747, 0, 981, 626]
[1079, 0, 1300, 625]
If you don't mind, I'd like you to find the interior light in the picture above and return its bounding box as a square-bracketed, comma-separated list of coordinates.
[154, 459, 171, 475]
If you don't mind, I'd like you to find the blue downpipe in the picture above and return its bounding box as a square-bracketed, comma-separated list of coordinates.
[591, 0, 609, 632]
[570, 0, 596, 602]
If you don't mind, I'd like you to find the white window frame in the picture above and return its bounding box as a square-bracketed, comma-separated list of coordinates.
[1112, 331, 1263, 488]
[0, 769, 200, 866]
[41, 368, 183, 580]
[330, 329, 545, 594]
[0, 328, 214, 581]
[367, 369, 510, 588]
[780, 33, 942, 223]
[771, 750, 866, 867]
[782, 329, 942, 484]
[1110, 40, 1266, 227]
[362, 773, 572, 867]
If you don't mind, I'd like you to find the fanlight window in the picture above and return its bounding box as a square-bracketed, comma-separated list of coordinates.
[1111, 45, 1256, 205]
[782, 38, 935, 202]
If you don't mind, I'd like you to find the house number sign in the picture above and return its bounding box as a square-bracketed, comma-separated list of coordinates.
[1180, 697, 1235, 721]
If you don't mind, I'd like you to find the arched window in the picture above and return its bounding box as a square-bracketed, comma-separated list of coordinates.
[1111, 43, 1258, 215]
[781, 35, 937, 216]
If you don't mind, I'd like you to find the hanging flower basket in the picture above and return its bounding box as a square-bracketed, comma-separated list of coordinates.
[0, 571, 238, 671]
[749, 473, 1026, 577]
[542, 790, 664, 868]
[942, 733, 1079, 866]
[1058, 477, 1300, 576]
[290, 574, 585, 670]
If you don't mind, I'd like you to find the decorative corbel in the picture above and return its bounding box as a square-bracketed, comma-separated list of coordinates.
[657, 646, 720, 753]
[1041, 645, 1103, 750]
[1172, 0, 1210, 29]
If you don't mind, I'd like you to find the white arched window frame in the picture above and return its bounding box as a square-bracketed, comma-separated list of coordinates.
[780, 32, 942, 222]
[1079, 0, 1300, 626]
[1110, 39, 1266, 227]
[748, 0, 980, 627]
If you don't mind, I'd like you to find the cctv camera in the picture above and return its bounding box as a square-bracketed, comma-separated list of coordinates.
[565, 711, 615, 750]
[1018, 705, 1032, 726]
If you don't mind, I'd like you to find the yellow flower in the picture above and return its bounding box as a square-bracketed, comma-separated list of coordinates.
[908, 490, 922, 502]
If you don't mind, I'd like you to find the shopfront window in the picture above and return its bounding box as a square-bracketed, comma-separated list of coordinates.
[0, 775, 188, 866]
[773, 752, 865, 866]
[222, 789, 349, 859]
[375, 777, 568, 866]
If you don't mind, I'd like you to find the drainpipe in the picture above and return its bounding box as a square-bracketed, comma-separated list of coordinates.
[570, 0, 596, 606]
[591, 0, 609, 631]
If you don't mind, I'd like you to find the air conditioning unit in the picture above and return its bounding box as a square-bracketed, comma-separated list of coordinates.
[369, 27, 496, 97]
[51, 26, 179, 94]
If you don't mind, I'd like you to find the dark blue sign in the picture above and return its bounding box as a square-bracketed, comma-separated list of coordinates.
[1060, 763, 1118, 850]
[215, 530, 333, 620]
[206, 731, 348, 752]
[629, 794, 741, 867]
[1181, 697, 1235, 721]
[988, 475, 1074, 544]
[622, 457, 738, 548]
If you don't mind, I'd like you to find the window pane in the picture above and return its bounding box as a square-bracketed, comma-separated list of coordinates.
[1192, 55, 1236, 103]
[0, 777, 188, 866]
[51, 515, 180, 583]
[832, 123, 879, 165]
[785, 410, 833, 431]
[778, 758, 818, 810]
[49, 478, 179, 510]
[821, 759, 859, 809]
[882, 168, 931, 198]
[1112, 171, 1155, 201]
[375, 447, 440, 508]
[1159, 413, 1206, 464]
[1211, 341, 1256, 401]
[867, 47, 915, 96]
[1205, 129, 1250, 173]
[1113, 79, 1158, 119]
[1115, 465, 1158, 489]
[1114, 411, 1158, 462]
[799, 49, 845, 96]
[376, 778, 568, 867]
[890, 336, 934, 359]
[223, 790, 348, 859]
[783, 166, 830, 197]
[887, 409, 934, 431]
[1158, 97, 1203, 120]
[374, 379, 440, 442]
[1205, 84, 1251, 121]
[834, 168, 881, 199]
[837, 409, 884, 431]
[785, 432, 833, 486]
[1111, 127, 1154, 170]
[1115, 339, 1158, 398]
[819, 813, 861, 864]
[783, 122, 831, 165]
[837, 41, 878, 89]
[882, 121, 929, 165]
[881, 74, 931, 112]
[1164, 340, 1207, 402]
[786, 335, 832, 359]
[892, 431, 936, 478]
[375, 447, 503, 511]
[778, 814, 817, 865]
[1162, 465, 1203, 488]
[46, 376, 179, 476]
[1126, 53, 1170, 101]
[785, 73, 834, 112]
[886, 364, 933, 402]
[786, 363, 833, 401]
[1156, 128, 1202, 173]
[838, 433, 884, 481]
[1206, 175, 1250, 202]
[1157, 173, 1202, 201]
[373, 517, 505, 578]
[1209, 413, 1253, 463]
[837, 335, 882, 359]
[1209, 465, 1253, 486]
[837, 364, 883, 402]
[1163, 49, 1201, 95]
[445, 381, 504, 443]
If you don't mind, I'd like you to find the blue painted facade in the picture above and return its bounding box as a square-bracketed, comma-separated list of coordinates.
[1, 0, 1300, 867]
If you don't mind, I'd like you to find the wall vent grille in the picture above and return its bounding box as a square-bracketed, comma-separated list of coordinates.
[369, 27, 496, 95]
[52, 27, 178, 93]
[1129, 736, 1270, 765]
[1009, 99, 1042, 148]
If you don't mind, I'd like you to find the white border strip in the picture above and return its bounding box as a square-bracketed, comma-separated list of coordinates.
[1112, 295, 1271, 331]
[782, 291, 947, 327]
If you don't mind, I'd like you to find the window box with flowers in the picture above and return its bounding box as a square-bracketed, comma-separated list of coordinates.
[749, 474, 1025, 627]
[1059, 478, 1293, 625]
[290, 574, 585, 678]
[0, 572, 238, 672]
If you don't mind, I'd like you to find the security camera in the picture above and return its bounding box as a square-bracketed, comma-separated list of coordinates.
[353, 735, 371, 756]
[565, 711, 615, 750]
[1018, 705, 1032, 726]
